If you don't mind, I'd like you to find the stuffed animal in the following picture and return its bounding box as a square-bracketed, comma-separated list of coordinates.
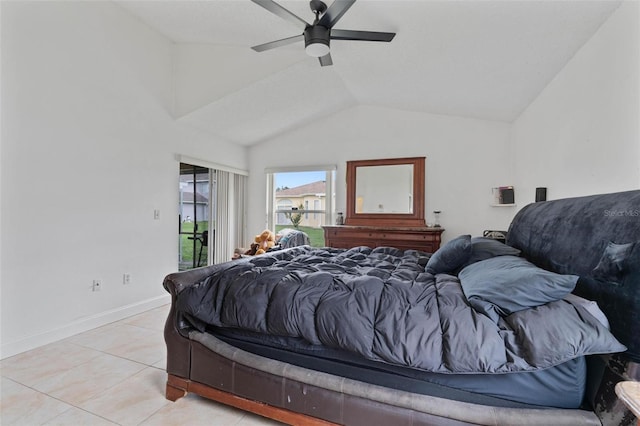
[243, 243, 259, 256]
[251, 229, 276, 255]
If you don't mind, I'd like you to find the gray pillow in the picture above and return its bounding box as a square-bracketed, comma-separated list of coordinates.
[459, 255, 578, 322]
[593, 241, 635, 281]
[426, 234, 472, 275]
[463, 237, 521, 267]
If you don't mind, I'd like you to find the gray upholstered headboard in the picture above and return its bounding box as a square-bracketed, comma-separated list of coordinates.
[507, 190, 640, 362]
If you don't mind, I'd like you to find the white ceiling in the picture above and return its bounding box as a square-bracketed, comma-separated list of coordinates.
[115, 0, 622, 146]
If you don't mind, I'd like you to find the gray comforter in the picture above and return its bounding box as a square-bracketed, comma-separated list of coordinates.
[176, 246, 625, 374]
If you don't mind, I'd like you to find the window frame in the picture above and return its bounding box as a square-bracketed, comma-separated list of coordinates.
[265, 165, 336, 232]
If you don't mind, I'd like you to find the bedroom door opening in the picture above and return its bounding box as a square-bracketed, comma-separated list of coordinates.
[178, 163, 215, 271]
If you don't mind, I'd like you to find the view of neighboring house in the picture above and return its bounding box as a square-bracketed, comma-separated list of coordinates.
[179, 173, 209, 224]
[276, 181, 326, 228]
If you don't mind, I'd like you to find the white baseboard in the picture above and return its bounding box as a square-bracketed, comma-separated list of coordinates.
[0, 294, 171, 360]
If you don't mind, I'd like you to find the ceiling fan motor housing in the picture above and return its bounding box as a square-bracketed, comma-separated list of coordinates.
[304, 25, 330, 52]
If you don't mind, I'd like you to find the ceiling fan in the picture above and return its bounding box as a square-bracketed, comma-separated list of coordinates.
[250, 0, 396, 66]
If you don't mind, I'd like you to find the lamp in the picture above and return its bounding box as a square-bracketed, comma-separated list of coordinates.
[304, 25, 330, 57]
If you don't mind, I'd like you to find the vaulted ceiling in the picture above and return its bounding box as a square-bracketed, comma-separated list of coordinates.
[116, 0, 621, 146]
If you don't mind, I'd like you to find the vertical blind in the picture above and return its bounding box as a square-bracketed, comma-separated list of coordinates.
[213, 170, 247, 264]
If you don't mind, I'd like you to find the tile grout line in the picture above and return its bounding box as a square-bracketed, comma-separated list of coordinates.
[2, 307, 174, 426]
[2, 376, 122, 426]
[39, 400, 124, 426]
[62, 327, 166, 368]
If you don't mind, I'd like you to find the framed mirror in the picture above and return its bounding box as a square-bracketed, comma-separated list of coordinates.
[345, 157, 425, 227]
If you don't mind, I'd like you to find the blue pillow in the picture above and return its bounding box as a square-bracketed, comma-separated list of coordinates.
[425, 235, 472, 275]
[462, 237, 521, 267]
[459, 255, 578, 321]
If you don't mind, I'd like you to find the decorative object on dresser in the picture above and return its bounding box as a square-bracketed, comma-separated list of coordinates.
[324, 156, 442, 252]
[433, 210, 442, 227]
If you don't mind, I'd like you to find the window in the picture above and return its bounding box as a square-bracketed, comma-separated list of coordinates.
[266, 166, 336, 247]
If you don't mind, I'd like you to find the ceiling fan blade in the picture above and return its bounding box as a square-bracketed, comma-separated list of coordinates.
[318, 53, 333, 66]
[331, 29, 395, 42]
[251, 0, 309, 28]
[251, 34, 304, 52]
[318, 0, 356, 29]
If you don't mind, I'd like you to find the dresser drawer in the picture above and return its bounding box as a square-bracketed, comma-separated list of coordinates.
[323, 226, 443, 253]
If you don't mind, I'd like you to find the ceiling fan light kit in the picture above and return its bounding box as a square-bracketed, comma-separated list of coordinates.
[251, 0, 395, 66]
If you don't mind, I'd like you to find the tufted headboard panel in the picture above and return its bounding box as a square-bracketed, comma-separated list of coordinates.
[507, 190, 640, 362]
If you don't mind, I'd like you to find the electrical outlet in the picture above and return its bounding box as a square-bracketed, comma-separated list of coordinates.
[92, 279, 102, 292]
[123, 273, 131, 285]
[153, 209, 160, 220]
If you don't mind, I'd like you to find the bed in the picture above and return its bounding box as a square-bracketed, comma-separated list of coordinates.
[163, 189, 640, 425]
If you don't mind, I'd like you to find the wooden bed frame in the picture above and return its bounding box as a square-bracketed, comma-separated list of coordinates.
[163, 190, 640, 426]
[166, 375, 335, 426]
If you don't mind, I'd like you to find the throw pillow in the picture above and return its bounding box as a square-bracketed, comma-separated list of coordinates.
[463, 237, 521, 267]
[459, 255, 578, 321]
[425, 234, 472, 275]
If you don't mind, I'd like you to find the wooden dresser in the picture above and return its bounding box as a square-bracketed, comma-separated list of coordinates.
[323, 225, 444, 253]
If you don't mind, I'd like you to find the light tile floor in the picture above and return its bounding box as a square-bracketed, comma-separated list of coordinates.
[0, 304, 282, 425]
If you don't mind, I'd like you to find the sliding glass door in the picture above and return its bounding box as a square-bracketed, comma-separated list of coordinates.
[178, 157, 247, 268]
[178, 163, 213, 270]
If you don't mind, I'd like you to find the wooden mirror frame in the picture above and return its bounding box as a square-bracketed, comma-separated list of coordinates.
[345, 157, 425, 227]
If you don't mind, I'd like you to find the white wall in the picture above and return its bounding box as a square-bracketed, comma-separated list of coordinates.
[248, 105, 514, 242]
[0, 1, 247, 358]
[512, 0, 639, 202]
